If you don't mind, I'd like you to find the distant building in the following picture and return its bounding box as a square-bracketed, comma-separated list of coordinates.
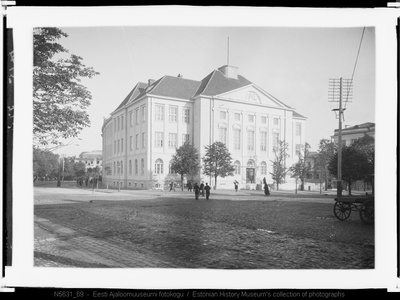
[102, 65, 307, 190]
[75, 150, 103, 172]
[332, 122, 375, 147]
[331, 122, 375, 192]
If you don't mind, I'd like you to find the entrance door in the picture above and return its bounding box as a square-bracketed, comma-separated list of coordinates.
[246, 168, 255, 183]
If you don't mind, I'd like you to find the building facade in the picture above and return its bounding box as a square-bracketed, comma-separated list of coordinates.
[75, 150, 103, 172]
[102, 65, 307, 190]
[332, 122, 375, 146]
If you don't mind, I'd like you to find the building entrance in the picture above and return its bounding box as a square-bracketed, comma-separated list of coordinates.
[246, 168, 255, 183]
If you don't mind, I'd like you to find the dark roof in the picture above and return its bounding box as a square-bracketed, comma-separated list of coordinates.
[148, 76, 201, 100]
[113, 82, 147, 112]
[293, 111, 307, 119]
[343, 122, 375, 131]
[194, 69, 253, 97]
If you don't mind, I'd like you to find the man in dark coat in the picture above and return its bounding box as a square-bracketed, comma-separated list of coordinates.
[199, 182, 205, 196]
[193, 182, 200, 200]
[204, 183, 211, 200]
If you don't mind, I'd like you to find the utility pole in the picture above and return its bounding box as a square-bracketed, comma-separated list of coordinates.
[329, 78, 352, 198]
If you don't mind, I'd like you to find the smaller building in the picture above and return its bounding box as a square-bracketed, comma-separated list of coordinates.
[332, 122, 375, 147]
[75, 150, 103, 172]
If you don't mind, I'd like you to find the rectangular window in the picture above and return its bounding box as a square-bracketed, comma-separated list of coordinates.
[169, 133, 177, 148]
[142, 132, 146, 149]
[114, 140, 116, 153]
[141, 105, 146, 122]
[155, 105, 164, 121]
[248, 114, 254, 123]
[273, 132, 279, 149]
[234, 113, 240, 121]
[296, 144, 302, 156]
[261, 116, 267, 124]
[117, 139, 120, 153]
[135, 108, 139, 125]
[220, 111, 227, 120]
[233, 129, 241, 150]
[129, 111, 133, 127]
[118, 117, 120, 131]
[182, 134, 190, 144]
[169, 106, 178, 122]
[183, 108, 190, 123]
[219, 127, 227, 144]
[247, 131, 254, 151]
[121, 138, 123, 152]
[273, 117, 279, 126]
[155, 132, 164, 147]
[130, 136, 133, 151]
[114, 118, 116, 132]
[260, 132, 267, 151]
[295, 123, 302, 136]
[121, 115, 124, 130]
[136, 134, 139, 150]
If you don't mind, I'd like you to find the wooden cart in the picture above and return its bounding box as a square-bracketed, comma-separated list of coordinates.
[333, 195, 374, 225]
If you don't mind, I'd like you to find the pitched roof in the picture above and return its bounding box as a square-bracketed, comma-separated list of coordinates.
[148, 76, 201, 100]
[194, 69, 253, 97]
[293, 111, 307, 119]
[113, 82, 147, 112]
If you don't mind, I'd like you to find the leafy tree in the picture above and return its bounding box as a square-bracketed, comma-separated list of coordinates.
[170, 142, 200, 190]
[314, 139, 335, 192]
[33, 147, 59, 181]
[73, 161, 86, 179]
[351, 135, 375, 194]
[33, 27, 99, 150]
[202, 141, 235, 189]
[289, 143, 310, 191]
[270, 140, 290, 190]
[328, 145, 369, 195]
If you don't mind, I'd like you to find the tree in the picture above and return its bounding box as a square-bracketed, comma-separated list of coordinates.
[33, 27, 99, 150]
[328, 145, 369, 195]
[170, 142, 200, 190]
[351, 135, 375, 194]
[73, 161, 86, 179]
[314, 139, 335, 192]
[202, 141, 235, 189]
[289, 143, 310, 192]
[33, 147, 59, 181]
[270, 140, 290, 190]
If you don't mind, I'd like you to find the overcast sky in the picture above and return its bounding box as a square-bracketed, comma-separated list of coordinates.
[53, 26, 375, 157]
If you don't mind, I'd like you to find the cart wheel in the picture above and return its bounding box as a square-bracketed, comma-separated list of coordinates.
[359, 200, 374, 225]
[333, 201, 351, 221]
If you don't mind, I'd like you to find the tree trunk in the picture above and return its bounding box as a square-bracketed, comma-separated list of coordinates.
[181, 174, 184, 191]
[214, 174, 218, 190]
[348, 180, 352, 195]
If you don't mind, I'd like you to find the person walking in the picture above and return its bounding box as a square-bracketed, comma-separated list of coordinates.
[234, 180, 239, 192]
[193, 182, 200, 200]
[188, 181, 192, 192]
[263, 177, 270, 196]
[200, 181, 205, 197]
[170, 181, 175, 192]
[204, 182, 211, 200]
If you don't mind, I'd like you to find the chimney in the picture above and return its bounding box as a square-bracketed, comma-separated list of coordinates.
[218, 65, 238, 79]
[148, 79, 155, 87]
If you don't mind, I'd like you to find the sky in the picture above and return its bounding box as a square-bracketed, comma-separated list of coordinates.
[52, 26, 375, 157]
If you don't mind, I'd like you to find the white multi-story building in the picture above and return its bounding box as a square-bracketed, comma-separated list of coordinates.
[102, 65, 306, 190]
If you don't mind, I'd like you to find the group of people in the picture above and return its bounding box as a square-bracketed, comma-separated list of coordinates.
[171, 177, 270, 200]
[187, 181, 211, 200]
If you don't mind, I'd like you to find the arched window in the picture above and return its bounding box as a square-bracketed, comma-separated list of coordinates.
[234, 160, 241, 175]
[135, 159, 138, 175]
[247, 159, 255, 168]
[155, 159, 163, 174]
[260, 161, 267, 174]
[129, 160, 132, 175]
